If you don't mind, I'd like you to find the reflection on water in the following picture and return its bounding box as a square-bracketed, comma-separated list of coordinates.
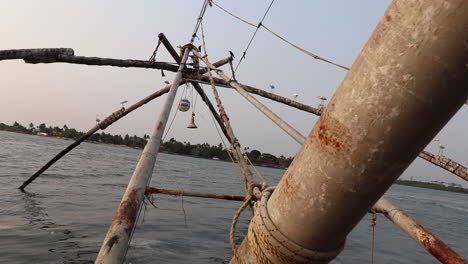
[0, 131, 467, 263]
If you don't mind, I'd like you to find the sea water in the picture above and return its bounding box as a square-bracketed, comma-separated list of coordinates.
[0, 131, 466, 263]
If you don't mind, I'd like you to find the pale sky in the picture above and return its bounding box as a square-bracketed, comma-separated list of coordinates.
[1, 1, 467, 187]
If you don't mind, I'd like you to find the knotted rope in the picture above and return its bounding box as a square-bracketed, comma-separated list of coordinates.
[231, 187, 345, 264]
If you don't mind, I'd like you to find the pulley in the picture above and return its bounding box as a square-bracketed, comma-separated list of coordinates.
[187, 112, 197, 129]
[178, 99, 191, 112]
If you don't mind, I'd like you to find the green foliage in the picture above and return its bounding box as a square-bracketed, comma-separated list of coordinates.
[0, 121, 295, 168]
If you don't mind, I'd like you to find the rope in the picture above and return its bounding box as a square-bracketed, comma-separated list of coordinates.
[243, 153, 267, 185]
[162, 89, 183, 141]
[149, 39, 162, 62]
[211, 0, 350, 70]
[261, 24, 350, 70]
[230, 197, 253, 263]
[199, 20, 256, 191]
[245, 187, 345, 263]
[371, 213, 377, 264]
[234, 0, 276, 73]
[190, 0, 210, 44]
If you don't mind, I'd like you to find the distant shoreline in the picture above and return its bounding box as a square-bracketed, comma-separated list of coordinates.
[2, 130, 466, 194]
[394, 179, 468, 194]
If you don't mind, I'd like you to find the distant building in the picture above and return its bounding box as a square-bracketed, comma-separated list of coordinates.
[37, 132, 48, 136]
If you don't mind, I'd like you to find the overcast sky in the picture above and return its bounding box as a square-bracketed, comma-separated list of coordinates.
[1, 1, 466, 187]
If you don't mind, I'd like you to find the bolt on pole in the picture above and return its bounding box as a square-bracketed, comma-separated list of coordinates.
[231, 0, 468, 262]
[95, 47, 191, 264]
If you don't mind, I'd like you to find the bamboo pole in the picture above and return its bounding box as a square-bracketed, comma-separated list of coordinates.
[95, 47, 191, 264]
[373, 198, 466, 264]
[193, 49, 306, 145]
[231, 0, 468, 262]
[145, 187, 244, 201]
[18, 85, 172, 190]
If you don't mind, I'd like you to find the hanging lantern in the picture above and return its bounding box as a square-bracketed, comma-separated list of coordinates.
[178, 99, 191, 112]
[187, 112, 198, 129]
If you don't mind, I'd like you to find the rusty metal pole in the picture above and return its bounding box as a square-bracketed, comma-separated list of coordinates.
[231, 0, 468, 263]
[373, 198, 466, 264]
[95, 47, 191, 264]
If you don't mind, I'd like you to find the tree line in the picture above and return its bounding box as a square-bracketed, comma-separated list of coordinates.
[0, 121, 294, 168]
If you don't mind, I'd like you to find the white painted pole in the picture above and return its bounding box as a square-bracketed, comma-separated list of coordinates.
[95, 47, 191, 264]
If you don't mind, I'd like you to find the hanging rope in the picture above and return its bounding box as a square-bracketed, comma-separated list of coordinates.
[243, 152, 267, 186]
[234, 0, 276, 73]
[230, 197, 253, 263]
[149, 39, 162, 62]
[371, 213, 377, 264]
[199, 21, 257, 192]
[210, 0, 350, 70]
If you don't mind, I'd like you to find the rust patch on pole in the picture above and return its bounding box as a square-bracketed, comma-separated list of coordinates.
[373, 198, 466, 264]
[110, 189, 139, 235]
[414, 222, 465, 264]
[314, 112, 349, 154]
[156, 121, 163, 131]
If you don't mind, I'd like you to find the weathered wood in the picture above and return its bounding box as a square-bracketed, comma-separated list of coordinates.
[18, 85, 172, 190]
[183, 73, 323, 115]
[418, 151, 468, 181]
[27, 54, 182, 72]
[0, 48, 74, 60]
[146, 187, 245, 201]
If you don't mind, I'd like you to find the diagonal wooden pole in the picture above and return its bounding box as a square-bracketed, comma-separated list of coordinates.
[18, 85, 172, 190]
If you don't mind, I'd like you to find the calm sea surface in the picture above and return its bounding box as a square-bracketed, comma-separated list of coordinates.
[0, 131, 466, 263]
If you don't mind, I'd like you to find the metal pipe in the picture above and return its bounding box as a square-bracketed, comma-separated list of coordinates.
[145, 187, 245, 201]
[192, 49, 306, 145]
[373, 198, 466, 264]
[231, 0, 468, 262]
[95, 47, 191, 264]
[18, 86, 171, 190]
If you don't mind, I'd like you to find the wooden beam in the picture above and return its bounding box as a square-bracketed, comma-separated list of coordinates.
[146, 187, 245, 201]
